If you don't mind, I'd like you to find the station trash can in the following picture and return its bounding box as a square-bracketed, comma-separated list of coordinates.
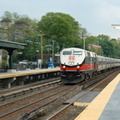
[48, 62, 54, 68]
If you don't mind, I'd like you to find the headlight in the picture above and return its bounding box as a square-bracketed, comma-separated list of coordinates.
[63, 66, 65, 68]
[77, 66, 80, 68]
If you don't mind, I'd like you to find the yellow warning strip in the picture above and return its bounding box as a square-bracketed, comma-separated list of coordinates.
[74, 74, 120, 120]
[0, 68, 60, 79]
[74, 102, 89, 107]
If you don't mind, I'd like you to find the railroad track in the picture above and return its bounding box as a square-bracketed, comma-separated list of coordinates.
[0, 69, 119, 120]
[0, 78, 61, 105]
[0, 82, 79, 120]
[47, 69, 120, 120]
[0, 77, 61, 96]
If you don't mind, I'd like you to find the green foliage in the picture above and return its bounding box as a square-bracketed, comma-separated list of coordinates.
[0, 11, 40, 61]
[85, 36, 98, 50]
[99, 40, 113, 57]
[0, 60, 7, 68]
[0, 11, 38, 42]
[86, 34, 120, 58]
[1, 11, 120, 63]
[38, 12, 82, 50]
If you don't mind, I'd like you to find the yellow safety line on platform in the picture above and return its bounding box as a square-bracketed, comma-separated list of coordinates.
[0, 68, 60, 79]
[74, 74, 120, 120]
[74, 102, 89, 107]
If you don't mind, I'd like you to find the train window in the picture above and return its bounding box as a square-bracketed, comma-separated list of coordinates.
[63, 51, 71, 55]
[73, 51, 82, 55]
[87, 52, 90, 56]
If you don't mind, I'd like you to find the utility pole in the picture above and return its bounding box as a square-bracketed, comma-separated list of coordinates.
[38, 34, 45, 68]
[52, 40, 55, 62]
[82, 32, 85, 50]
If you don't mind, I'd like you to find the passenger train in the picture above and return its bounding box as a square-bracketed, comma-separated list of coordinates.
[60, 47, 120, 84]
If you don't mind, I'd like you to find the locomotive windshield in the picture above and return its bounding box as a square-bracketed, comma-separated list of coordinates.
[63, 51, 82, 55]
[73, 51, 82, 55]
[63, 51, 71, 55]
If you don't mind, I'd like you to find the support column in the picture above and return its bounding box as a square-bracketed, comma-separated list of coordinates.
[8, 82, 11, 89]
[8, 50, 13, 69]
[4, 77, 16, 88]
[17, 76, 28, 86]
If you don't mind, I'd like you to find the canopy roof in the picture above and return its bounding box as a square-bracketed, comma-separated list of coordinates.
[0, 40, 26, 50]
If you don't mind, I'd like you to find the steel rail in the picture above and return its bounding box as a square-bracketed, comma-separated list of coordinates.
[0, 83, 77, 120]
[47, 69, 119, 120]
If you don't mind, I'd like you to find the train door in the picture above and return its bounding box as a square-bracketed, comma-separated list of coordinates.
[94, 54, 98, 70]
[86, 52, 92, 70]
[90, 53, 92, 69]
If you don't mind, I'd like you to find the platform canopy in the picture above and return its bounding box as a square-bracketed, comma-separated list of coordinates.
[0, 40, 26, 69]
[0, 40, 26, 50]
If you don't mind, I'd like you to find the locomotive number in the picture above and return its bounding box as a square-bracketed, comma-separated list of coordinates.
[68, 56, 75, 65]
[68, 61, 74, 65]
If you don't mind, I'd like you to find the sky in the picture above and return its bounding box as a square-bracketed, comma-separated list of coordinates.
[1, 0, 120, 39]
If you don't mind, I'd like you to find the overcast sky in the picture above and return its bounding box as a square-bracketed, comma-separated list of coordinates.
[1, 0, 120, 39]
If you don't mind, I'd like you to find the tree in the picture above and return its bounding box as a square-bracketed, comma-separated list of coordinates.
[0, 11, 39, 62]
[38, 12, 82, 50]
[96, 34, 117, 57]
[85, 35, 103, 55]
[85, 35, 98, 50]
[0, 11, 38, 42]
[97, 34, 110, 43]
[110, 39, 120, 58]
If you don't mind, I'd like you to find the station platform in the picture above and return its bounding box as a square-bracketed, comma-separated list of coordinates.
[75, 74, 120, 120]
[0, 67, 60, 79]
[0, 67, 60, 88]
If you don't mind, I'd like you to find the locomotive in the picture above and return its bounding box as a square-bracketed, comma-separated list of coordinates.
[60, 47, 120, 84]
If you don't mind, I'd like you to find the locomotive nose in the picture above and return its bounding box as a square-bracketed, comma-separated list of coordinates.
[66, 73, 76, 81]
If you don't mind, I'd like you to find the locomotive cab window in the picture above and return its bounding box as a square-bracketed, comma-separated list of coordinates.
[73, 51, 82, 55]
[63, 51, 71, 55]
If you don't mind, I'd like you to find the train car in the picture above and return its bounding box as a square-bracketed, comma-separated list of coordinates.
[97, 55, 120, 72]
[60, 47, 120, 84]
[60, 47, 98, 84]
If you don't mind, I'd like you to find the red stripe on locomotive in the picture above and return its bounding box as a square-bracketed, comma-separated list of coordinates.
[61, 63, 98, 71]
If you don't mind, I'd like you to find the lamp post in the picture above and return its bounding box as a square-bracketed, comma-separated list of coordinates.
[111, 24, 120, 29]
[111, 24, 120, 58]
